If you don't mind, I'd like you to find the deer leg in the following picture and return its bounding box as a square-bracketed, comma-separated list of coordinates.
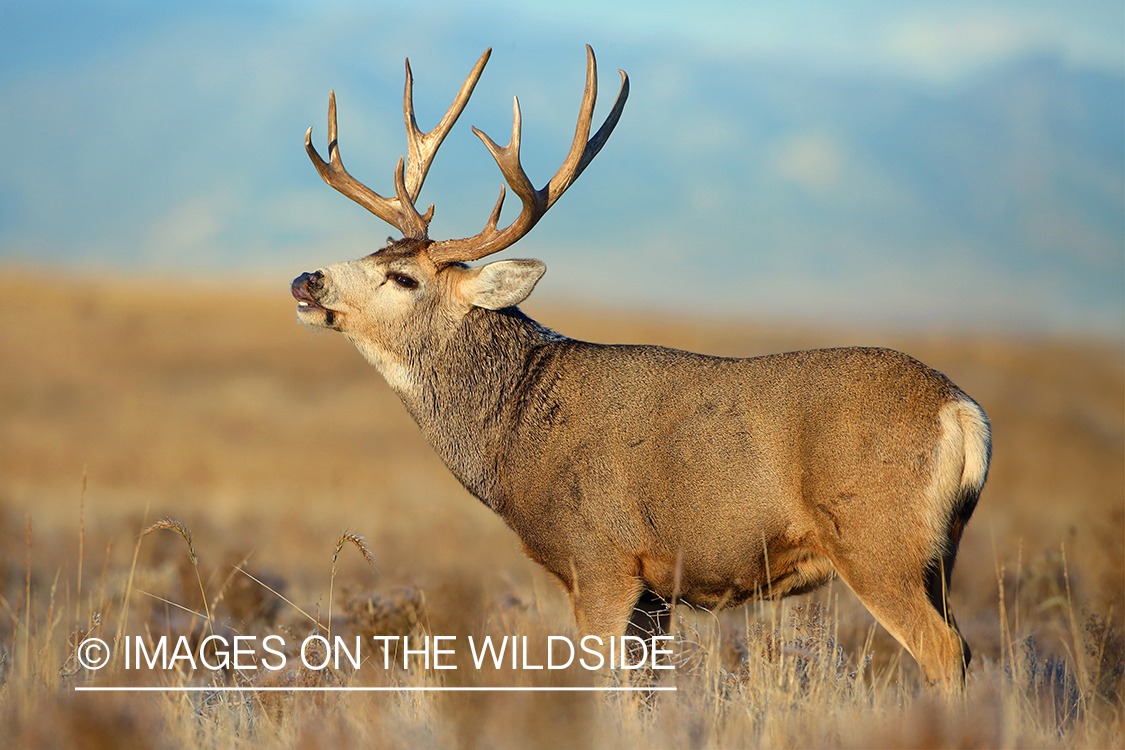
[626, 588, 673, 670]
[627, 588, 671, 639]
[831, 553, 968, 690]
[569, 573, 642, 640]
[566, 568, 644, 670]
[924, 545, 972, 671]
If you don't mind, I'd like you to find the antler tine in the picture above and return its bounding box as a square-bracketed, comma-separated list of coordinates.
[546, 45, 630, 206]
[306, 91, 428, 239]
[404, 49, 492, 209]
[428, 45, 629, 265]
[478, 96, 541, 215]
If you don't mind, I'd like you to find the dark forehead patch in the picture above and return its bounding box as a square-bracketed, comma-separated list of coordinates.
[366, 237, 434, 261]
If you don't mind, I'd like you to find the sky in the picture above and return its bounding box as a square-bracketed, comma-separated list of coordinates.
[0, 0, 1122, 336]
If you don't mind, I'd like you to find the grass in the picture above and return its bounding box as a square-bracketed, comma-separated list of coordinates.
[0, 268, 1121, 748]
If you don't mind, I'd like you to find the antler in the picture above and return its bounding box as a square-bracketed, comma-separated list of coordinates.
[305, 49, 492, 239]
[427, 45, 629, 265]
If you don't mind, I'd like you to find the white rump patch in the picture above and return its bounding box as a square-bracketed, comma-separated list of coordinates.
[957, 399, 991, 493]
[922, 399, 992, 554]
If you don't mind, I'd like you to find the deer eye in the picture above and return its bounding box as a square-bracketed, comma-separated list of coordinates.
[390, 273, 418, 290]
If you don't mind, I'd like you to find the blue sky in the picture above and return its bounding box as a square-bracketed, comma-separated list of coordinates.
[1, 1, 1122, 335]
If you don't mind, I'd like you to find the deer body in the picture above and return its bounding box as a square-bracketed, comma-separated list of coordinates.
[293, 48, 990, 688]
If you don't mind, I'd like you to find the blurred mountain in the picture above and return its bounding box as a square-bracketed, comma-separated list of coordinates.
[588, 51, 1124, 326]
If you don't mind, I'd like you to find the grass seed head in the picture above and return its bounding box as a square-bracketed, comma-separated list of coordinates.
[333, 532, 375, 567]
[142, 518, 198, 565]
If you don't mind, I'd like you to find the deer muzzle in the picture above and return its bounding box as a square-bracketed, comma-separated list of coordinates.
[292, 270, 340, 328]
[291, 271, 325, 307]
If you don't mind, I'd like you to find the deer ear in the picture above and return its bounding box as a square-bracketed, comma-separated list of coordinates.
[460, 259, 546, 310]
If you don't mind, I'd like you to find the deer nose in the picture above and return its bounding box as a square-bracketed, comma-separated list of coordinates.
[291, 270, 324, 300]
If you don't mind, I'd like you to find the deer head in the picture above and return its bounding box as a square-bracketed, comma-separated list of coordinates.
[292, 47, 628, 390]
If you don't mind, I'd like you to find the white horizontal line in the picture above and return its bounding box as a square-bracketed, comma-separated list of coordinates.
[75, 685, 676, 693]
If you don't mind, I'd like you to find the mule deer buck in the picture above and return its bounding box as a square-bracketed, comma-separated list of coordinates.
[292, 47, 991, 688]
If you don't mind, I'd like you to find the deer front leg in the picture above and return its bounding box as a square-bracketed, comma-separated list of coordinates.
[563, 565, 676, 676]
[569, 568, 641, 640]
[563, 563, 645, 670]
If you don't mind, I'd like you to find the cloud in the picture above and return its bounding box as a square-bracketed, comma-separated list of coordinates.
[881, 9, 1085, 83]
[142, 193, 233, 265]
[463, 0, 1123, 82]
[771, 134, 844, 193]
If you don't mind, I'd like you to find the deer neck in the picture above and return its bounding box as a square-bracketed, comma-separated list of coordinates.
[375, 307, 562, 509]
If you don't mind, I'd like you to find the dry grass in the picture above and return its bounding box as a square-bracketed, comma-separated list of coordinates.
[0, 267, 1121, 748]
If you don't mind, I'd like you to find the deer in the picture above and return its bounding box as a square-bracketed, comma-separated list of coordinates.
[291, 46, 991, 689]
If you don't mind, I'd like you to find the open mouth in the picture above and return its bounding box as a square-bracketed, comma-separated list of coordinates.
[291, 280, 323, 308]
[291, 273, 337, 326]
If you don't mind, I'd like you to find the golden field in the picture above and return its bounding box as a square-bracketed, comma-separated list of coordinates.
[0, 268, 1121, 748]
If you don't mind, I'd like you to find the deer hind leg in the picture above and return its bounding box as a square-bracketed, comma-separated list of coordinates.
[924, 546, 971, 673]
[831, 548, 968, 690]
